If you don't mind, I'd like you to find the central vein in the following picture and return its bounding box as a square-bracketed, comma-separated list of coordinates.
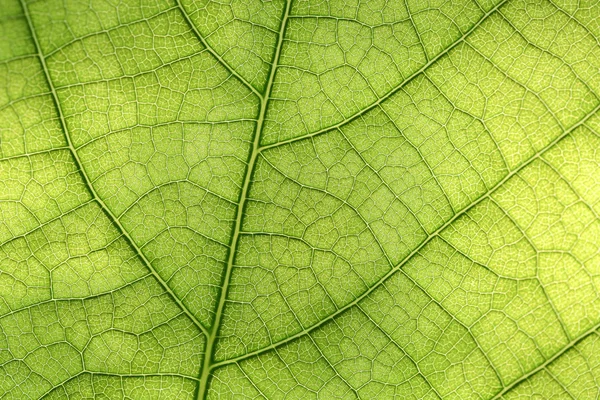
[196, 1, 292, 398]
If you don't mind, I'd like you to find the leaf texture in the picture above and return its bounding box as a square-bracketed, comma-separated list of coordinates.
[1, 0, 600, 398]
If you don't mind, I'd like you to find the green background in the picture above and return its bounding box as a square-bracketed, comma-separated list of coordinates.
[1, 0, 600, 398]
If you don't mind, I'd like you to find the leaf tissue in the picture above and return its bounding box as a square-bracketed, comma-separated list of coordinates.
[2, 0, 600, 398]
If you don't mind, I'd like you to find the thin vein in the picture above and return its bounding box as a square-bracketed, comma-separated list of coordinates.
[355, 305, 445, 399]
[397, 269, 504, 386]
[236, 363, 269, 398]
[43, 6, 179, 58]
[74, 119, 255, 151]
[404, 0, 429, 62]
[423, 75, 511, 174]
[305, 335, 361, 398]
[376, 105, 456, 215]
[38, 371, 200, 400]
[487, 196, 572, 341]
[259, 153, 415, 265]
[0, 275, 153, 320]
[0, 199, 95, 250]
[497, 11, 600, 102]
[0, 147, 69, 162]
[465, 41, 567, 131]
[176, 0, 263, 99]
[546, 368, 577, 400]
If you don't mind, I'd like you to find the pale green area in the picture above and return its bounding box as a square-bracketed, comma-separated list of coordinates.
[1, 0, 600, 398]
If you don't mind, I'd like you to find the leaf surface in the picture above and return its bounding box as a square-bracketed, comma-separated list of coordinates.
[2, 0, 600, 398]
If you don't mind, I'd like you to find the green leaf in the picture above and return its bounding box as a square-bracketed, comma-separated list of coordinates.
[2, 0, 600, 398]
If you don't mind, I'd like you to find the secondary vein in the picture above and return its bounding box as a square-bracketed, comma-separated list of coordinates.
[19, 0, 209, 338]
[176, 0, 263, 99]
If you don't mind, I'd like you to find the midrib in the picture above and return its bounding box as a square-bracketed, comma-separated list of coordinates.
[195, 1, 292, 398]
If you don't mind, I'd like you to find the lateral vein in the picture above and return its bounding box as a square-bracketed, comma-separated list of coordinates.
[176, 0, 263, 99]
[19, 0, 209, 338]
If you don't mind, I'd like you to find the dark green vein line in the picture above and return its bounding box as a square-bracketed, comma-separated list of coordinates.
[491, 326, 600, 399]
[404, 0, 429, 62]
[194, 1, 292, 398]
[355, 305, 445, 399]
[42, 6, 179, 59]
[546, 369, 578, 400]
[39, 372, 200, 400]
[211, 101, 600, 371]
[258, 0, 510, 152]
[19, 0, 209, 338]
[0, 147, 70, 162]
[176, 0, 263, 99]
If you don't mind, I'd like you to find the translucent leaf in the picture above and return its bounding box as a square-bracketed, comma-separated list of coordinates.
[2, 0, 600, 398]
